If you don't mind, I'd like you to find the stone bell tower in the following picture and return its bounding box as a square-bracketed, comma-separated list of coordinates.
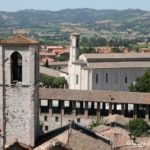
[0, 34, 39, 148]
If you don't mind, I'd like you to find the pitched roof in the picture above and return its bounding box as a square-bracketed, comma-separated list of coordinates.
[80, 53, 150, 62]
[5, 139, 29, 150]
[39, 88, 150, 105]
[41, 57, 55, 63]
[40, 66, 60, 77]
[82, 61, 150, 69]
[0, 34, 39, 45]
[35, 122, 111, 150]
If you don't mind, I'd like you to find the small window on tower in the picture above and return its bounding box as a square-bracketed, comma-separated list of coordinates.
[45, 126, 48, 131]
[44, 116, 48, 121]
[11, 51, 22, 84]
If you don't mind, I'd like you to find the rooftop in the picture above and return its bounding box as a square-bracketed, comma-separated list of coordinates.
[80, 53, 150, 62]
[39, 88, 150, 105]
[82, 61, 150, 69]
[40, 66, 60, 77]
[35, 122, 111, 150]
[0, 34, 39, 45]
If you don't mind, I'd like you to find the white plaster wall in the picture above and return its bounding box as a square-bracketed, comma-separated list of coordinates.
[69, 64, 81, 89]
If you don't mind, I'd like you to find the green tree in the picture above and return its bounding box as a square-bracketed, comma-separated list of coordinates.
[129, 69, 150, 92]
[53, 77, 68, 88]
[40, 74, 55, 87]
[126, 119, 149, 137]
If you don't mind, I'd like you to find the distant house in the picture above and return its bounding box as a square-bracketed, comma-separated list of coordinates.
[140, 48, 150, 53]
[40, 46, 69, 60]
[96, 47, 112, 53]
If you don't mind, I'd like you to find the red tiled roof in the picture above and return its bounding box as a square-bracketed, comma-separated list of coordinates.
[46, 46, 64, 49]
[41, 57, 55, 63]
[0, 34, 39, 45]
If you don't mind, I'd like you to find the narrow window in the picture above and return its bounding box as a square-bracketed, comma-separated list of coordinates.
[45, 126, 48, 131]
[96, 73, 98, 84]
[125, 76, 128, 83]
[11, 52, 22, 84]
[106, 73, 108, 83]
[44, 116, 48, 121]
[76, 75, 79, 85]
[55, 116, 59, 122]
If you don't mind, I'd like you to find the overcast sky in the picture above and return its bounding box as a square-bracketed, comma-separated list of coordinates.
[0, 0, 150, 12]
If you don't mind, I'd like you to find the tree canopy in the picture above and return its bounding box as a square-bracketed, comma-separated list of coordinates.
[126, 119, 149, 137]
[40, 74, 68, 88]
[53, 77, 68, 88]
[129, 69, 150, 92]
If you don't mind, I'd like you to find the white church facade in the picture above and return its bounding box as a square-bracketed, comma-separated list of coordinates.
[68, 33, 150, 91]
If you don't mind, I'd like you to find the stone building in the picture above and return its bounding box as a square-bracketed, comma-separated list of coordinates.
[0, 35, 39, 148]
[68, 33, 150, 91]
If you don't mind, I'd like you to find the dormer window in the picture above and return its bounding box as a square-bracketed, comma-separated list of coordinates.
[11, 51, 22, 84]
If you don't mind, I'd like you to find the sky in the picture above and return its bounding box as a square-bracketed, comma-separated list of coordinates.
[0, 0, 150, 12]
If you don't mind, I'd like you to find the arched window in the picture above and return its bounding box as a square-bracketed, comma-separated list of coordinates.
[11, 52, 22, 84]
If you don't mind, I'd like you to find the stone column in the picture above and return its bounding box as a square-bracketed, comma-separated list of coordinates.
[80, 101, 83, 109]
[60, 100, 64, 126]
[109, 103, 112, 115]
[49, 100, 52, 116]
[145, 105, 150, 121]
[125, 104, 128, 116]
[80, 101, 84, 115]
[133, 104, 138, 119]
[102, 102, 106, 110]
[84, 101, 88, 118]
[72, 101, 76, 120]
[114, 104, 117, 112]
[97, 102, 100, 119]
[60, 100, 64, 116]
[91, 102, 95, 116]
[121, 103, 125, 116]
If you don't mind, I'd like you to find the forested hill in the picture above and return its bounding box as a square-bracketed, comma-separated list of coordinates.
[0, 8, 149, 27]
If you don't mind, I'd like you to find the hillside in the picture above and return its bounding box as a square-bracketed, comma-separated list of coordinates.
[0, 9, 149, 39]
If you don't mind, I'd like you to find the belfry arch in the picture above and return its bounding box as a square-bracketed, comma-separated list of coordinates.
[11, 51, 22, 83]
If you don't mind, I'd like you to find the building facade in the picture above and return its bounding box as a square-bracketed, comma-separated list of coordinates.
[68, 34, 150, 91]
[0, 35, 39, 147]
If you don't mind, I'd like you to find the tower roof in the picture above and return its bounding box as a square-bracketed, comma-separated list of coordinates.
[71, 32, 80, 36]
[0, 34, 39, 46]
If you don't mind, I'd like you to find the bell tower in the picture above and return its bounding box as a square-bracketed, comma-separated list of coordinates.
[69, 33, 80, 63]
[68, 33, 81, 89]
[0, 35, 39, 147]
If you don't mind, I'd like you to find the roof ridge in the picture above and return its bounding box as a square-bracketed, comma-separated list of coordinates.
[0, 34, 39, 45]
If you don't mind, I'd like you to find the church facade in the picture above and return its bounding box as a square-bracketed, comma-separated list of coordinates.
[0, 35, 39, 147]
[68, 34, 150, 91]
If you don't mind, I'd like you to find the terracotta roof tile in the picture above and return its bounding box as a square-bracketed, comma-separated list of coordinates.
[0, 34, 39, 45]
